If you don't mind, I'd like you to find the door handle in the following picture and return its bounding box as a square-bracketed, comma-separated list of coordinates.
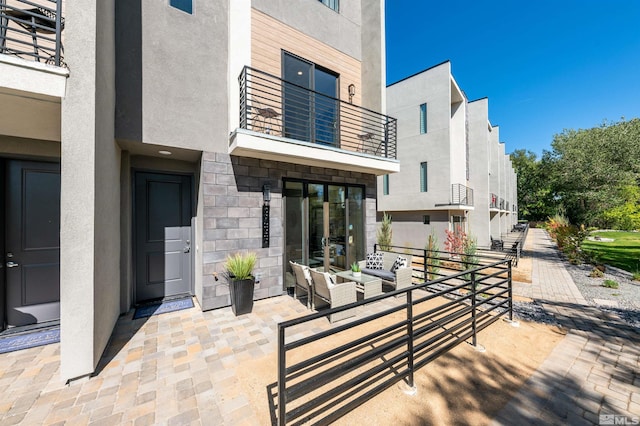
[6, 261, 19, 268]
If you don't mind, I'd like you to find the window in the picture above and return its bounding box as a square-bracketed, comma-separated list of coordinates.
[420, 162, 428, 192]
[419, 103, 427, 134]
[170, 0, 192, 14]
[382, 175, 389, 195]
[319, 0, 339, 11]
[423, 215, 430, 225]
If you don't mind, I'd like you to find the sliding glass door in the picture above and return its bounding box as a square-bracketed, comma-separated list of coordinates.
[284, 180, 364, 279]
[283, 52, 339, 147]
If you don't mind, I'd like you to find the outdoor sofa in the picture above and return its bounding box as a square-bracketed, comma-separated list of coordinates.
[358, 251, 413, 291]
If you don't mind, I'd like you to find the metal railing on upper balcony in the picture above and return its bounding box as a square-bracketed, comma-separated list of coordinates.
[0, 0, 64, 67]
[490, 192, 498, 209]
[451, 183, 473, 206]
[238, 66, 397, 160]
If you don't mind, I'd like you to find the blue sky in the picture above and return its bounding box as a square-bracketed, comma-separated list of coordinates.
[385, 1, 640, 157]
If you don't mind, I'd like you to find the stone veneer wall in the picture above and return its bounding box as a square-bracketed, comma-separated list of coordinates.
[200, 152, 378, 311]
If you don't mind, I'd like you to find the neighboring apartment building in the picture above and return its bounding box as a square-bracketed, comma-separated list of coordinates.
[0, 0, 395, 382]
[383, 61, 517, 250]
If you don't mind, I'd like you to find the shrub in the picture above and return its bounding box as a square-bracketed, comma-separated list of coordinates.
[589, 268, 604, 278]
[444, 225, 466, 255]
[602, 279, 619, 289]
[424, 232, 441, 281]
[377, 212, 393, 251]
[632, 271, 640, 281]
[461, 237, 479, 282]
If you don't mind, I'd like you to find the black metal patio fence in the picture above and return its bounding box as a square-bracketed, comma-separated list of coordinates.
[277, 258, 512, 425]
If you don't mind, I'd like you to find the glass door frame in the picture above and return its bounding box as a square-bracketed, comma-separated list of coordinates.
[283, 178, 365, 276]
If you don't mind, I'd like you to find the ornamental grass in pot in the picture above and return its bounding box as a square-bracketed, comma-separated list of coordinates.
[224, 252, 257, 316]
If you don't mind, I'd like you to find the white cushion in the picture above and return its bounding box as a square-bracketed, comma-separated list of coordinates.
[302, 265, 312, 284]
[365, 252, 384, 270]
[391, 255, 408, 273]
[323, 272, 336, 289]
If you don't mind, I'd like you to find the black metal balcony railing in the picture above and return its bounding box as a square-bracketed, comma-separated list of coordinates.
[0, 0, 64, 66]
[451, 183, 473, 206]
[490, 192, 498, 209]
[238, 66, 397, 160]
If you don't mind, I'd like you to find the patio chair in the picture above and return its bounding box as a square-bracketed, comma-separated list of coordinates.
[289, 261, 313, 309]
[309, 269, 356, 323]
[490, 236, 504, 251]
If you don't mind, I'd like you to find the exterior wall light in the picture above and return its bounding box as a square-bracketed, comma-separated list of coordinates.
[348, 84, 356, 103]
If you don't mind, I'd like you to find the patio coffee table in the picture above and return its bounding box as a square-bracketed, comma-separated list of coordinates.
[335, 271, 382, 299]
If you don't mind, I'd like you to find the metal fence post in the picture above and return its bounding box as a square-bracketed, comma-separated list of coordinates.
[508, 260, 513, 322]
[406, 290, 414, 389]
[423, 248, 428, 282]
[277, 324, 286, 426]
[471, 271, 477, 347]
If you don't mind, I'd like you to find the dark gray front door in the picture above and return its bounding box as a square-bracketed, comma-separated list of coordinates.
[5, 160, 61, 327]
[134, 172, 193, 302]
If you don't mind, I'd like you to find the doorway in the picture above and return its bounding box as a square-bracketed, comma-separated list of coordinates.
[133, 172, 193, 303]
[284, 179, 364, 275]
[2, 160, 60, 330]
[282, 52, 339, 146]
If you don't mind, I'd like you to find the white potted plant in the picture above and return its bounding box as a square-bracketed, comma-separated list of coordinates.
[350, 261, 361, 278]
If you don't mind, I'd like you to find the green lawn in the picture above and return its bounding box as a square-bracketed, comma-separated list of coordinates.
[582, 231, 640, 273]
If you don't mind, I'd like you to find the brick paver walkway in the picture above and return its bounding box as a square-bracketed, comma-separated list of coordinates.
[0, 296, 316, 425]
[2, 230, 638, 425]
[493, 228, 640, 425]
[0, 292, 401, 425]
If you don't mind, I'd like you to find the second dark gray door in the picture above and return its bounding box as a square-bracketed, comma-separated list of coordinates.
[134, 172, 193, 302]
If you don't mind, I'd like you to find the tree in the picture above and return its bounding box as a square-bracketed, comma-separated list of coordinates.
[510, 149, 557, 221]
[548, 118, 640, 226]
[603, 185, 640, 230]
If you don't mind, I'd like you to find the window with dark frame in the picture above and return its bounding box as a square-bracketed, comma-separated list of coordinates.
[383, 174, 389, 195]
[170, 0, 192, 14]
[319, 0, 339, 12]
[423, 215, 430, 225]
[420, 103, 427, 134]
[420, 162, 428, 192]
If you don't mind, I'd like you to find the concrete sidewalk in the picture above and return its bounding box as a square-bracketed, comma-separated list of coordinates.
[493, 228, 640, 425]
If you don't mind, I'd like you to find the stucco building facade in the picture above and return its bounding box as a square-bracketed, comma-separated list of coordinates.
[0, 0, 395, 382]
[383, 61, 517, 250]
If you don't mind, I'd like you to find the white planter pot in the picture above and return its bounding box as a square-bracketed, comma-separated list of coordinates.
[352, 271, 361, 278]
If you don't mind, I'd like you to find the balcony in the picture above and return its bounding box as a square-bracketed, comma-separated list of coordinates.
[229, 66, 399, 175]
[434, 183, 474, 210]
[489, 193, 499, 210]
[499, 198, 505, 211]
[0, 1, 66, 142]
[0, 0, 64, 67]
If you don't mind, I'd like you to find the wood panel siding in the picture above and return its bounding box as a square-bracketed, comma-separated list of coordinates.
[251, 8, 361, 107]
